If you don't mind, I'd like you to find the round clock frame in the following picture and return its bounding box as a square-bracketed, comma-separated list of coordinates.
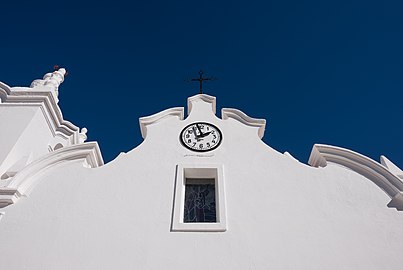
[179, 122, 223, 152]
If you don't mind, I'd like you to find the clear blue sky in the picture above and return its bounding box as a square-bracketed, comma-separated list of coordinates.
[1, 0, 402, 167]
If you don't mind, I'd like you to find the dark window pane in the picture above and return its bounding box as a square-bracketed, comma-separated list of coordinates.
[184, 179, 216, 223]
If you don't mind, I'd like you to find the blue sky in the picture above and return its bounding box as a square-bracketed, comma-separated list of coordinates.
[1, 0, 402, 167]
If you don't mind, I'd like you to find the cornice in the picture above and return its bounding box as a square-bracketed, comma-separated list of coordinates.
[0, 81, 11, 101]
[0, 188, 21, 208]
[0, 142, 103, 209]
[308, 144, 403, 211]
[0, 83, 80, 144]
[187, 94, 216, 115]
[139, 107, 184, 139]
[221, 108, 266, 139]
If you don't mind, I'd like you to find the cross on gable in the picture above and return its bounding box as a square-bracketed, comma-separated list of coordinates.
[189, 70, 217, 94]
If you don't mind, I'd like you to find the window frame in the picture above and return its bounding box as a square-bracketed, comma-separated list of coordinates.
[171, 164, 227, 232]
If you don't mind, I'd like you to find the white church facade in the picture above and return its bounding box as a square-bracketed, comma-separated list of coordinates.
[0, 68, 402, 269]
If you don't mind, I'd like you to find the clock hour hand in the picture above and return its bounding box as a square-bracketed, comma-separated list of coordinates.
[199, 131, 211, 138]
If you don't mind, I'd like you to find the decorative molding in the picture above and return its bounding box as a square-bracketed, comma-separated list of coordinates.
[0, 81, 11, 102]
[0, 81, 80, 144]
[139, 107, 184, 139]
[0, 188, 21, 208]
[381, 156, 403, 179]
[221, 108, 266, 139]
[308, 144, 403, 211]
[0, 142, 103, 209]
[30, 68, 66, 98]
[187, 94, 216, 115]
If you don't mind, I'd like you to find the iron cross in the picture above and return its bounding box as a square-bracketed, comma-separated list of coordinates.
[190, 70, 216, 94]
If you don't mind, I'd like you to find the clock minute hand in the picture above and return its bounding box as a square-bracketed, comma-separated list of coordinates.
[195, 124, 204, 137]
[192, 126, 202, 139]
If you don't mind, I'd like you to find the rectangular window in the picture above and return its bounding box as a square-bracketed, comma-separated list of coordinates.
[184, 178, 216, 223]
[172, 164, 226, 232]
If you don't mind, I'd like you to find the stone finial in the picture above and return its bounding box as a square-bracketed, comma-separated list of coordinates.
[78, 128, 88, 143]
[30, 67, 67, 97]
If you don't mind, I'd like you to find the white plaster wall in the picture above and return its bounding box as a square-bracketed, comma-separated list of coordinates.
[15, 108, 55, 158]
[0, 106, 38, 166]
[0, 98, 402, 269]
[0, 106, 54, 178]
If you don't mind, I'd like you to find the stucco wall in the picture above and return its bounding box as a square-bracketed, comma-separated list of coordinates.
[0, 96, 402, 269]
[0, 106, 54, 179]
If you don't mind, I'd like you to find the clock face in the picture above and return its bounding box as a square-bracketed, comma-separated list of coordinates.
[180, 122, 222, 152]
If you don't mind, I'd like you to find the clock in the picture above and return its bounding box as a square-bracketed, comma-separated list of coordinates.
[180, 122, 222, 152]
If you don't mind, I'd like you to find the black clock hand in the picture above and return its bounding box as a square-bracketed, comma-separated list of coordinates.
[192, 126, 201, 138]
[195, 124, 204, 137]
[199, 131, 212, 138]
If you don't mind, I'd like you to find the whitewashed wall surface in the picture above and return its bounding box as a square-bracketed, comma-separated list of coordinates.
[0, 71, 402, 270]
